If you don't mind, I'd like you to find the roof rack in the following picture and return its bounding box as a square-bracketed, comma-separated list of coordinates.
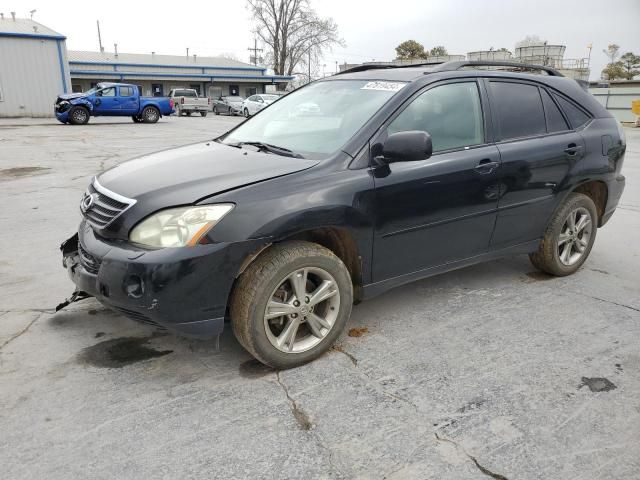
[336, 60, 564, 77]
[430, 60, 564, 76]
[336, 61, 445, 75]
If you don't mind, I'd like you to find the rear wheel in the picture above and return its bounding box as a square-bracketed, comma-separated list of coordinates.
[213, 107, 219, 115]
[200, 111, 207, 117]
[141, 106, 160, 123]
[529, 193, 598, 276]
[186, 111, 192, 116]
[68, 106, 89, 125]
[231, 241, 353, 369]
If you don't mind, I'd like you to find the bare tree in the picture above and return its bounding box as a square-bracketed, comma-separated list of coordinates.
[603, 44, 621, 64]
[516, 35, 546, 48]
[247, 0, 343, 77]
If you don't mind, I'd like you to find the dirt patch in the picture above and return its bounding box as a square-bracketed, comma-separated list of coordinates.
[0, 167, 50, 180]
[348, 327, 369, 337]
[77, 336, 172, 368]
[239, 359, 274, 379]
[524, 271, 554, 281]
[579, 377, 617, 392]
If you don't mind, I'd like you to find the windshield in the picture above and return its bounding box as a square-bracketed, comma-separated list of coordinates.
[261, 94, 278, 102]
[221, 79, 405, 158]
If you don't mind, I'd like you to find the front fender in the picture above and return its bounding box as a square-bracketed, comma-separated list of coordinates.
[69, 97, 94, 112]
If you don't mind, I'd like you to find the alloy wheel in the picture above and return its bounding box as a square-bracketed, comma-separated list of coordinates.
[558, 206, 593, 266]
[263, 267, 340, 353]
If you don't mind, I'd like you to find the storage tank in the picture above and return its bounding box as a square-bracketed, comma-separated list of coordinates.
[467, 50, 512, 61]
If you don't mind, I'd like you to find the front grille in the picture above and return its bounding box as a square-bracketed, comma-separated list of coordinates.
[81, 179, 135, 229]
[112, 306, 166, 329]
[78, 242, 101, 275]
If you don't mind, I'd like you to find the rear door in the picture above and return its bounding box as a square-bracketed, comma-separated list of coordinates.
[371, 80, 502, 281]
[118, 86, 138, 114]
[486, 79, 584, 248]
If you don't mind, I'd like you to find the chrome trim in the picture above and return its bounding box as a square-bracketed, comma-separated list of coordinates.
[83, 176, 137, 229]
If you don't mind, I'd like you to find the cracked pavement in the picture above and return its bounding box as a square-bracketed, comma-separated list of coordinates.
[1, 117, 639, 479]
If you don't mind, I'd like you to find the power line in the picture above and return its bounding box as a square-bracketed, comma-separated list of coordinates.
[247, 39, 263, 66]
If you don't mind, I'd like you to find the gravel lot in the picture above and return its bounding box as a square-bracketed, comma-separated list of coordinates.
[1, 115, 639, 480]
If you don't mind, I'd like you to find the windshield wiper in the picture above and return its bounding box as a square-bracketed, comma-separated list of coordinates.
[229, 141, 305, 159]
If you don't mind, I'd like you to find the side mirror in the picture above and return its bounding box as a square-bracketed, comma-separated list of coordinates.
[382, 130, 432, 162]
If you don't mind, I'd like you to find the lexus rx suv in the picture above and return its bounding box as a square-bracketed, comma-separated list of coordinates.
[60, 61, 626, 369]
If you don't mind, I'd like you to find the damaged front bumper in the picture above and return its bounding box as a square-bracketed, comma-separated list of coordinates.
[60, 221, 260, 338]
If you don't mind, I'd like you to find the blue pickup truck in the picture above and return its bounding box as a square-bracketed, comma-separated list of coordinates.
[54, 82, 175, 125]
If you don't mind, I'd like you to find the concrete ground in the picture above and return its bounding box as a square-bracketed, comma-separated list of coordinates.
[0, 115, 638, 480]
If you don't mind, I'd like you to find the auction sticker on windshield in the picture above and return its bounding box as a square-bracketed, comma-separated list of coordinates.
[361, 81, 406, 92]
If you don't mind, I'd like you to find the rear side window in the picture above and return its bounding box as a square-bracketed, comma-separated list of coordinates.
[388, 82, 484, 153]
[120, 86, 134, 97]
[490, 81, 546, 140]
[541, 89, 569, 132]
[552, 93, 591, 129]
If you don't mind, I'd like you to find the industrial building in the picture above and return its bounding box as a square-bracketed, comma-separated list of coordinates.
[0, 15, 71, 117]
[0, 16, 292, 117]
[68, 50, 293, 99]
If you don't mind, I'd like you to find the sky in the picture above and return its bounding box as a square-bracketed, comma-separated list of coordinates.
[5, 0, 639, 80]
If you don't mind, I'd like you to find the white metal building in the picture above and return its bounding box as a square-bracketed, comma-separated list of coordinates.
[0, 16, 71, 117]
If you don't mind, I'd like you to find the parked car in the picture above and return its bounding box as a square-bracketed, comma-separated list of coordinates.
[55, 83, 174, 124]
[60, 61, 626, 369]
[168, 88, 210, 117]
[213, 96, 244, 116]
[242, 94, 279, 117]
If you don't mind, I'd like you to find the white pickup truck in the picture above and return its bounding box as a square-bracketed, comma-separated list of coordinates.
[168, 88, 210, 117]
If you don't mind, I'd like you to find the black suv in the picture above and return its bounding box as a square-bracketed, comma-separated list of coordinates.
[61, 61, 626, 368]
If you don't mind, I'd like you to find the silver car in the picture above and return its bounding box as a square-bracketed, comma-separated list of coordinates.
[242, 94, 279, 117]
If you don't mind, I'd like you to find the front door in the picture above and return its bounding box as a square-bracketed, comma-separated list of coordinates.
[93, 86, 119, 115]
[372, 80, 501, 281]
[486, 80, 585, 248]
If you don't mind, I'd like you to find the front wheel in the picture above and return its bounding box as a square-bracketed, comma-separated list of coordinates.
[231, 241, 353, 369]
[68, 106, 89, 125]
[529, 193, 598, 276]
[141, 106, 160, 123]
[244, 108, 250, 118]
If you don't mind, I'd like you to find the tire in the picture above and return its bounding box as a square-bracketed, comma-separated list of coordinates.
[186, 111, 192, 116]
[244, 108, 250, 118]
[141, 106, 160, 123]
[529, 193, 598, 276]
[68, 106, 89, 125]
[230, 241, 353, 369]
[200, 111, 208, 117]
[213, 107, 219, 115]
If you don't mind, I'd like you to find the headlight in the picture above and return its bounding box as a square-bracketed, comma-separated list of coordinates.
[129, 204, 234, 248]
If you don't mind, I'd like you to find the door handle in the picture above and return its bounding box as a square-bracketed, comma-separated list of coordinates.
[474, 159, 499, 174]
[564, 144, 583, 156]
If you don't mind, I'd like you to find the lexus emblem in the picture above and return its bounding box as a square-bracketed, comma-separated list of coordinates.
[80, 193, 97, 213]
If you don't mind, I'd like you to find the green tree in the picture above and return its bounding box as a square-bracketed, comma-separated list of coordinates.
[395, 40, 427, 60]
[620, 52, 640, 80]
[428, 46, 448, 57]
[602, 61, 626, 80]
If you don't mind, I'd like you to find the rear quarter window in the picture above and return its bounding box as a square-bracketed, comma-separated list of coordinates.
[541, 89, 569, 132]
[490, 81, 546, 140]
[552, 93, 591, 129]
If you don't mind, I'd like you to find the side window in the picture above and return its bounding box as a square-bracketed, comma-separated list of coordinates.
[552, 93, 591, 129]
[388, 82, 484, 153]
[541, 89, 569, 132]
[119, 86, 133, 97]
[100, 87, 116, 97]
[490, 81, 546, 140]
[248, 96, 255, 102]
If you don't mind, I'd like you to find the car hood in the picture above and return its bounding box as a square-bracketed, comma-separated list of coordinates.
[58, 92, 89, 101]
[95, 141, 318, 237]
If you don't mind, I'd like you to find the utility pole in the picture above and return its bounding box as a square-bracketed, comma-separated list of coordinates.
[96, 20, 104, 53]
[308, 49, 311, 83]
[247, 39, 263, 66]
